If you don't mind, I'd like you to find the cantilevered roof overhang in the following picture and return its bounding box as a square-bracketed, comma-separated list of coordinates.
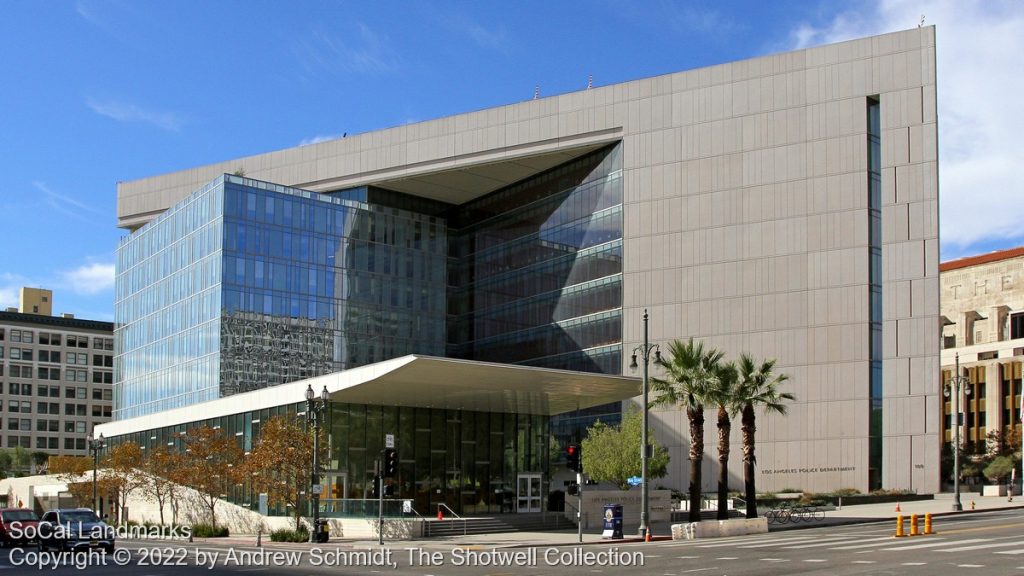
[96, 355, 640, 438]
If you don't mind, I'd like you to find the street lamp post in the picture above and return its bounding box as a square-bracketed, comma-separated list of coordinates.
[944, 353, 972, 512]
[88, 433, 105, 513]
[629, 309, 660, 539]
[305, 384, 329, 543]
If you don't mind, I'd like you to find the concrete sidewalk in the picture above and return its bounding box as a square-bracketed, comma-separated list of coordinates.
[156, 493, 1024, 550]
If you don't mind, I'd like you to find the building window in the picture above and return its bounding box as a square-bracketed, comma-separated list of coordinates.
[1011, 313, 1024, 340]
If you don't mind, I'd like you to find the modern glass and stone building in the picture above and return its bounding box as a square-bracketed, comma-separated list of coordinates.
[100, 26, 941, 502]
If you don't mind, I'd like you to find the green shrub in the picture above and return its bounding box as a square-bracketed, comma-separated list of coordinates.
[270, 527, 309, 542]
[192, 523, 230, 538]
[778, 487, 803, 493]
[831, 487, 861, 497]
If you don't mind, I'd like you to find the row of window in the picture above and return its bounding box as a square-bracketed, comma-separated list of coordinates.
[6, 383, 112, 400]
[4, 435, 88, 450]
[0, 329, 112, 350]
[3, 401, 108, 416]
[2, 348, 112, 366]
[4, 365, 114, 383]
[5, 418, 90, 433]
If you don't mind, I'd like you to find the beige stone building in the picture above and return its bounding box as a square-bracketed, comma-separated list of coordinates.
[1, 288, 114, 459]
[109, 27, 940, 496]
[940, 247, 1024, 455]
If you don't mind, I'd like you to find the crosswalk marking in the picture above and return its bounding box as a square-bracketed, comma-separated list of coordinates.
[996, 549, 1024, 555]
[783, 536, 894, 549]
[941, 541, 1021, 552]
[880, 538, 989, 551]
[831, 538, 941, 551]
[693, 536, 801, 548]
[741, 537, 823, 548]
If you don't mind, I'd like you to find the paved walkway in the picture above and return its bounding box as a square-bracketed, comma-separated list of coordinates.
[163, 492, 1024, 550]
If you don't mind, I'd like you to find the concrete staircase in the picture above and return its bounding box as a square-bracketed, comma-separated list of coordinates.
[423, 512, 576, 538]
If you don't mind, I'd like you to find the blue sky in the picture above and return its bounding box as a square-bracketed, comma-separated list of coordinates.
[1, 1, 1021, 320]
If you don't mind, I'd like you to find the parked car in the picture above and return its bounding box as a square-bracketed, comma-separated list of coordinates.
[36, 508, 115, 553]
[0, 508, 40, 546]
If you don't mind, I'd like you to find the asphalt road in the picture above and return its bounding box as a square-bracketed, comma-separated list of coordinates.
[3, 509, 1023, 575]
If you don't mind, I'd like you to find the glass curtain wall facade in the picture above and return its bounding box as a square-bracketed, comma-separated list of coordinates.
[115, 176, 447, 419]
[445, 144, 624, 443]
[446, 144, 623, 374]
[867, 99, 884, 490]
[115, 179, 225, 419]
[111, 403, 549, 517]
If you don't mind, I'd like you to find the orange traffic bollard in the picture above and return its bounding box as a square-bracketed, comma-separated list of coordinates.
[895, 501, 901, 512]
[895, 515, 905, 537]
[924, 513, 934, 535]
[909, 514, 919, 536]
[437, 507, 443, 520]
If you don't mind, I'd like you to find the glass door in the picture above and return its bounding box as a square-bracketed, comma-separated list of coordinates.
[516, 473, 542, 513]
[321, 471, 347, 514]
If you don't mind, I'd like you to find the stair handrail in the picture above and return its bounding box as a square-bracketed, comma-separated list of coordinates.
[436, 503, 461, 519]
[564, 500, 587, 529]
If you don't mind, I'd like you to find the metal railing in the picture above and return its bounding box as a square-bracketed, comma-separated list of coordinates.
[564, 500, 588, 529]
[435, 503, 467, 536]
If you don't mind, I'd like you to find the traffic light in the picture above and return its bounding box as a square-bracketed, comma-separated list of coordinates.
[566, 444, 581, 473]
[567, 482, 579, 496]
[383, 448, 398, 478]
[384, 483, 395, 497]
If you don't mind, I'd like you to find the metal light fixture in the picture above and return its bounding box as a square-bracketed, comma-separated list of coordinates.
[88, 433, 106, 514]
[630, 309, 659, 539]
[305, 384, 329, 542]
[944, 353, 972, 512]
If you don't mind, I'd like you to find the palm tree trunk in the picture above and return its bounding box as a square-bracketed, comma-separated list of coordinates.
[688, 404, 705, 523]
[717, 405, 730, 520]
[741, 403, 757, 518]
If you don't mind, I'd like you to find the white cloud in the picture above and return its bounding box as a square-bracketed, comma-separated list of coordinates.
[32, 181, 101, 220]
[787, 0, 1024, 252]
[0, 273, 26, 310]
[299, 134, 342, 146]
[61, 263, 115, 295]
[87, 98, 183, 132]
[294, 23, 398, 76]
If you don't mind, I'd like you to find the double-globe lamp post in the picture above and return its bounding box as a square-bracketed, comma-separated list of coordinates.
[629, 309, 660, 539]
[306, 384, 329, 542]
[944, 352, 972, 512]
[88, 433, 105, 514]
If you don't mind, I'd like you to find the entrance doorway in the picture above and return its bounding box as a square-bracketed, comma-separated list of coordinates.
[516, 474, 542, 513]
[321, 471, 347, 514]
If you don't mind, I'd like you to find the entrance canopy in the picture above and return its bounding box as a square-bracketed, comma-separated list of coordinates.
[97, 355, 640, 438]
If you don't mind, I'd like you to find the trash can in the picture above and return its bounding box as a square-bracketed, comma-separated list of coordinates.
[602, 504, 623, 539]
[314, 519, 330, 543]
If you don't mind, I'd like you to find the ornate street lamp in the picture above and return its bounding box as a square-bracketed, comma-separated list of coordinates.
[944, 353, 972, 512]
[305, 384, 329, 542]
[88, 433, 105, 513]
[629, 309, 660, 539]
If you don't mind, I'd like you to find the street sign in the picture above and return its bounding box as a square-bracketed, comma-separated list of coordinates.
[311, 484, 324, 495]
[385, 434, 395, 448]
[627, 476, 642, 487]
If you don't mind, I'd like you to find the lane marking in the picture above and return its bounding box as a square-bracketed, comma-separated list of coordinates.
[680, 568, 718, 573]
[851, 560, 876, 564]
[676, 556, 700, 559]
[901, 562, 927, 566]
[998, 550, 1024, 555]
[957, 564, 985, 568]
[759, 558, 789, 562]
[716, 557, 738, 560]
[803, 559, 827, 563]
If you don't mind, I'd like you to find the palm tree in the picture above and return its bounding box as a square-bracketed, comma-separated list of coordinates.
[706, 361, 739, 520]
[736, 354, 795, 518]
[652, 338, 724, 522]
